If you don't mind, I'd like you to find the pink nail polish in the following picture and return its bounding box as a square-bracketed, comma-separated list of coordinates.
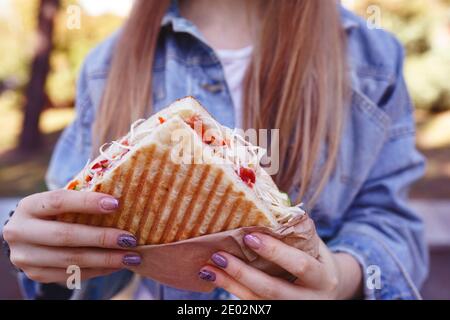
[244, 234, 261, 249]
[100, 197, 119, 211]
[199, 269, 216, 282]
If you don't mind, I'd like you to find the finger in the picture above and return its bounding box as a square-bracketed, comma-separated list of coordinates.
[23, 266, 120, 284]
[208, 252, 299, 299]
[243, 233, 324, 288]
[11, 245, 140, 269]
[199, 266, 260, 300]
[19, 190, 119, 217]
[17, 219, 137, 249]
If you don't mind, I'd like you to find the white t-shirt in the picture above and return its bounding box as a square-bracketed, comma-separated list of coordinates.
[215, 46, 253, 129]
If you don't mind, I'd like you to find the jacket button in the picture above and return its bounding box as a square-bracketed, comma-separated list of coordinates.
[202, 82, 223, 93]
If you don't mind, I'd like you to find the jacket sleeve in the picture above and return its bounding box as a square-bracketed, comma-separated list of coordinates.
[328, 39, 428, 299]
[19, 56, 133, 300]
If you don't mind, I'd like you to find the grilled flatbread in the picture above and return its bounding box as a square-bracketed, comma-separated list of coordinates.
[58, 97, 303, 245]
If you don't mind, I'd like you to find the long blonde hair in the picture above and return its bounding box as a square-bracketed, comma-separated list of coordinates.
[93, 0, 347, 207]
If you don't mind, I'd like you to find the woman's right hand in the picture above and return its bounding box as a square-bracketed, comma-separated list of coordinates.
[2, 189, 141, 285]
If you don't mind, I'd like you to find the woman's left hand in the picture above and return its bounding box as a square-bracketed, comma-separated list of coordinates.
[198, 233, 363, 300]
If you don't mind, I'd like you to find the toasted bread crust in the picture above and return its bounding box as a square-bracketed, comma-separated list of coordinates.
[58, 142, 275, 245]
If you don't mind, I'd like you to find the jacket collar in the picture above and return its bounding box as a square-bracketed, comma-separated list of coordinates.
[161, 0, 207, 43]
[340, 5, 359, 31]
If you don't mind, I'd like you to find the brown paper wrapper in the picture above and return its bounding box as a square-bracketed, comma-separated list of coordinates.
[129, 213, 320, 292]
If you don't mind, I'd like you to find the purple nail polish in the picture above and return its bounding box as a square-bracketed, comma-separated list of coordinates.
[198, 270, 216, 282]
[100, 197, 119, 211]
[123, 254, 141, 266]
[211, 253, 227, 268]
[117, 234, 137, 248]
[244, 234, 262, 249]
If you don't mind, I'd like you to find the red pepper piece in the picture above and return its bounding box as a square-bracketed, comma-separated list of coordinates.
[158, 117, 165, 124]
[238, 167, 256, 188]
[203, 135, 224, 146]
[92, 159, 109, 170]
[186, 115, 206, 139]
[91, 162, 101, 170]
[67, 180, 79, 190]
[185, 115, 201, 130]
[186, 115, 203, 132]
[203, 135, 215, 145]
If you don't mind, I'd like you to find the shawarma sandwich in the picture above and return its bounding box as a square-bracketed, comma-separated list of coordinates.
[58, 97, 304, 245]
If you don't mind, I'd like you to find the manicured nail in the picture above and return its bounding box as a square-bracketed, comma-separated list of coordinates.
[244, 234, 262, 249]
[123, 254, 141, 266]
[198, 269, 216, 282]
[117, 234, 137, 248]
[100, 197, 119, 211]
[211, 253, 227, 268]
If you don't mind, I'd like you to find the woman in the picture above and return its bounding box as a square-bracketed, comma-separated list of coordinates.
[3, 0, 427, 299]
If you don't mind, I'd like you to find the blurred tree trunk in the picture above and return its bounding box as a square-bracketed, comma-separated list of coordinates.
[19, 0, 60, 151]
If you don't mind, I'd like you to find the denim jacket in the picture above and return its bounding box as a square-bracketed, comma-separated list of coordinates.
[20, 3, 428, 300]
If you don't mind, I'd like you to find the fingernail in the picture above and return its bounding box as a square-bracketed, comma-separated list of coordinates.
[198, 269, 216, 282]
[244, 234, 262, 249]
[117, 234, 137, 248]
[100, 197, 119, 211]
[123, 254, 141, 266]
[211, 253, 227, 268]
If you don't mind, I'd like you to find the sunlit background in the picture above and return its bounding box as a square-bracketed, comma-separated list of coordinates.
[0, 0, 449, 299]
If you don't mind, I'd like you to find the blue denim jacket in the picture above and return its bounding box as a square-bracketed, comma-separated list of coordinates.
[20, 3, 428, 300]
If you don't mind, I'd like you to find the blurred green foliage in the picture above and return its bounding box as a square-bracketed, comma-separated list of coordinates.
[48, 0, 124, 105]
[0, 0, 124, 108]
[352, 0, 450, 111]
[0, 0, 449, 114]
[0, 0, 37, 85]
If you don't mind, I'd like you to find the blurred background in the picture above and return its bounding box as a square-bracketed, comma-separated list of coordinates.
[0, 0, 449, 299]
